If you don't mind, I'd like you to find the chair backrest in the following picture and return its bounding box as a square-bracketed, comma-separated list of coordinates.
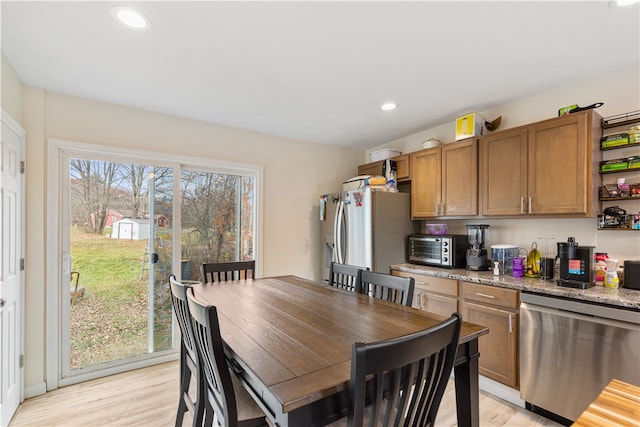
[169, 275, 199, 366]
[186, 288, 240, 426]
[201, 260, 256, 283]
[328, 262, 367, 292]
[347, 313, 462, 427]
[359, 270, 415, 307]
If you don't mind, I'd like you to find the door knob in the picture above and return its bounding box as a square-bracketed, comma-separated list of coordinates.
[0, 298, 5, 307]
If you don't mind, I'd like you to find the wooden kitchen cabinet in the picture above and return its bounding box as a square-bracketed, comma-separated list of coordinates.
[481, 110, 601, 216]
[392, 271, 458, 317]
[410, 147, 440, 217]
[357, 154, 410, 182]
[481, 127, 529, 215]
[461, 281, 519, 388]
[410, 139, 478, 219]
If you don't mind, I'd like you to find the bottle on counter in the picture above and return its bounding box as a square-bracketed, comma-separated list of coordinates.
[595, 253, 608, 286]
[604, 259, 620, 288]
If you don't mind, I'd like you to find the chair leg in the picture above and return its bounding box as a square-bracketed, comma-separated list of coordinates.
[192, 366, 205, 427]
[175, 347, 190, 427]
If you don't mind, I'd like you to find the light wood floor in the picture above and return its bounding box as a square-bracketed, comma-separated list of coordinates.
[9, 361, 561, 426]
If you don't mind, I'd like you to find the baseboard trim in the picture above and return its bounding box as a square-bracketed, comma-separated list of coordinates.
[479, 376, 524, 408]
[24, 381, 47, 399]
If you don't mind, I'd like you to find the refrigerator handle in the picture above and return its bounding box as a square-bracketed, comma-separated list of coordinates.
[334, 199, 344, 263]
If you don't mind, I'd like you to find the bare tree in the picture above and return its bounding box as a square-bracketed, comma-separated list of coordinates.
[69, 159, 123, 234]
[122, 164, 149, 219]
[181, 172, 238, 262]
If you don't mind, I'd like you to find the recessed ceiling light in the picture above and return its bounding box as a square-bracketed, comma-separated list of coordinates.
[381, 103, 398, 111]
[111, 6, 150, 30]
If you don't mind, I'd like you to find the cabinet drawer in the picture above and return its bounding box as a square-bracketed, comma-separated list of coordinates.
[393, 271, 458, 297]
[418, 291, 458, 317]
[462, 282, 519, 309]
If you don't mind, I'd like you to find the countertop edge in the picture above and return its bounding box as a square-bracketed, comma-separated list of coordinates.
[391, 263, 640, 310]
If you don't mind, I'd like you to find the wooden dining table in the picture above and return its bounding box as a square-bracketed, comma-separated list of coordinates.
[193, 275, 489, 427]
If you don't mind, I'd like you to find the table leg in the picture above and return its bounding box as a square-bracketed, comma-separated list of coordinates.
[454, 338, 480, 427]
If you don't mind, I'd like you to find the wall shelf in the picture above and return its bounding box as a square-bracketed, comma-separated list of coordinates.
[598, 111, 640, 231]
[600, 141, 640, 151]
[601, 110, 640, 129]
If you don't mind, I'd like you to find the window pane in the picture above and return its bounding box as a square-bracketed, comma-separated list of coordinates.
[180, 170, 255, 280]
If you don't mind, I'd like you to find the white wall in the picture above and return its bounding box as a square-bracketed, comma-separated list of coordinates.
[17, 87, 361, 394]
[1, 52, 23, 122]
[368, 64, 640, 262]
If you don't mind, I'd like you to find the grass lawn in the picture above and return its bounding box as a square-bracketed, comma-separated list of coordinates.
[69, 227, 173, 370]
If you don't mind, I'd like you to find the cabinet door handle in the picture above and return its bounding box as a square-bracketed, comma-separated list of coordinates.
[509, 313, 513, 333]
[475, 292, 495, 299]
[520, 196, 524, 214]
[528, 196, 532, 214]
[441, 203, 445, 215]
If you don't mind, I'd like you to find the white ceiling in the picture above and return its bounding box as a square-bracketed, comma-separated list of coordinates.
[2, 1, 639, 148]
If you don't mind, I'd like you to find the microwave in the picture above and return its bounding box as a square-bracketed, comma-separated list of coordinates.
[407, 234, 469, 269]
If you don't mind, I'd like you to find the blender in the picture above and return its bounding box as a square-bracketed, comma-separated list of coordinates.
[466, 224, 490, 270]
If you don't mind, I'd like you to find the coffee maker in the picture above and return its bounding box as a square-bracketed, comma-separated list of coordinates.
[466, 224, 490, 271]
[557, 237, 595, 289]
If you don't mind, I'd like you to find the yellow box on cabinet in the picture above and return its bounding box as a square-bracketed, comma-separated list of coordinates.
[456, 113, 487, 141]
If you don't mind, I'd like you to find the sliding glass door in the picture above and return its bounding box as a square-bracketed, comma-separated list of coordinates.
[51, 140, 260, 385]
[62, 157, 174, 376]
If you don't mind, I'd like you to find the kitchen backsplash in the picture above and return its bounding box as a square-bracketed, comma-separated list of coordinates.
[423, 218, 639, 262]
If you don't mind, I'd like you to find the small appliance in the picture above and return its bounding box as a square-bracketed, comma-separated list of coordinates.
[407, 235, 469, 269]
[466, 224, 490, 271]
[623, 260, 640, 290]
[556, 237, 595, 289]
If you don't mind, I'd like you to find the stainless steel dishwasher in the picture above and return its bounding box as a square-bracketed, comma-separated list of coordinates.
[520, 292, 640, 423]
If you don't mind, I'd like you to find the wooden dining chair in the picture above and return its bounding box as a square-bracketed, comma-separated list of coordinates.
[169, 275, 204, 427]
[186, 288, 268, 427]
[200, 260, 256, 283]
[359, 270, 415, 307]
[328, 262, 367, 292]
[334, 313, 462, 427]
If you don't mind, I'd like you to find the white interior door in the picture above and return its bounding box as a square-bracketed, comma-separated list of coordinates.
[1, 111, 25, 426]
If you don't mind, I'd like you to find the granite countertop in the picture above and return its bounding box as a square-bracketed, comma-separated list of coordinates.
[391, 263, 640, 310]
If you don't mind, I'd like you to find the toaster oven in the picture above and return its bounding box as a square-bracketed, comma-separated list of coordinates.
[407, 234, 469, 268]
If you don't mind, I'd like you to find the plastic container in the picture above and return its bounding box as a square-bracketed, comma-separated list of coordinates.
[426, 224, 448, 235]
[491, 244, 519, 275]
[512, 256, 525, 278]
[604, 258, 620, 288]
[595, 253, 608, 286]
[422, 138, 442, 149]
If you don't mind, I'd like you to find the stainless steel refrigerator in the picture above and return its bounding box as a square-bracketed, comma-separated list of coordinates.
[320, 188, 414, 283]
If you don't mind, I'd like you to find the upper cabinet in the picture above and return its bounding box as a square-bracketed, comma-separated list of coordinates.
[411, 139, 478, 219]
[481, 110, 601, 216]
[357, 154, 411, 182]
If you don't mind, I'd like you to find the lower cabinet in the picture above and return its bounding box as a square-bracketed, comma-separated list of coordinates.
[461, 282, 519, 389]
[391, 270, 520, 389]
